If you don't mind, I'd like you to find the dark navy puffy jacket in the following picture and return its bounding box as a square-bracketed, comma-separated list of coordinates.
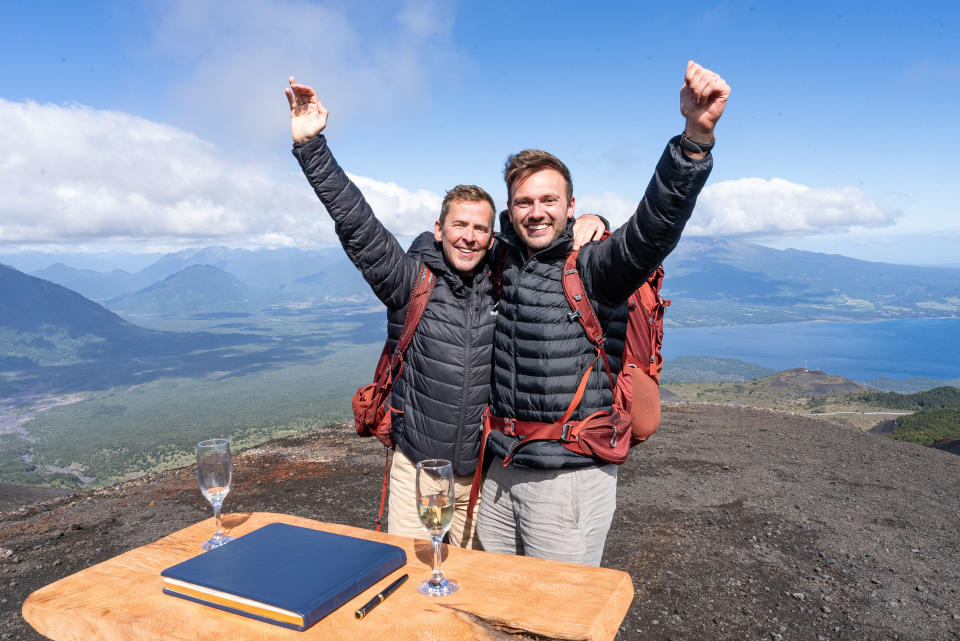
[488, 136, 712, 469]
[293, 135, 495, 476]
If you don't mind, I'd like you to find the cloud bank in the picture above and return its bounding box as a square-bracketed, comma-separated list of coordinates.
[0, 99, 441, 248]
[0, 98, 899, 251]
[577, 177, 899, 237]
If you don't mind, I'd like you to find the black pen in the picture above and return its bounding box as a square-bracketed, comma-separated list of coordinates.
[355, 573, 408, 619]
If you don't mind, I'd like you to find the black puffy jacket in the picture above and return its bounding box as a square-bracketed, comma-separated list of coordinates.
[293, 135, 495, 476]
[488, 136, 712, 469]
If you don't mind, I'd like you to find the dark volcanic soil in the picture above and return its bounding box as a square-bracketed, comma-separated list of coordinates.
[2, 404, 959, 641]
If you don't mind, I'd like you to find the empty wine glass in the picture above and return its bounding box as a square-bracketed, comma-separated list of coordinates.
[415, 458, 458, 596]
[197, 438, 235, 551]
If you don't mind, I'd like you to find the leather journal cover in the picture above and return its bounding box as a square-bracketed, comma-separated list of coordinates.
[160, 522, 407, 630]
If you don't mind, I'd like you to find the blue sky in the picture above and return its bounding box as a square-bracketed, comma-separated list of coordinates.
[1, 0, 958, 265]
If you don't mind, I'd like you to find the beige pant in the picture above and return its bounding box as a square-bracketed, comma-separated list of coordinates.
[387, 449, 482, 549]
[477, 455, 618, 566]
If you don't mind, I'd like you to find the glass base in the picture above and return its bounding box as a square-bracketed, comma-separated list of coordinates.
[201, 535, 235, 551]
[418, 577, 458, 596]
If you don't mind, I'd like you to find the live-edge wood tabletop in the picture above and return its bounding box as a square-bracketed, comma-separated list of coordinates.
[23, 512, 633, 641]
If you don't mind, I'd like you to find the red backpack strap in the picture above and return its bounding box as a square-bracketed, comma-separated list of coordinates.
[562, 250, 617, 395]
[374, 449, 390, 531]
[465, 408, 492, 520]
[390, 262, 435, 369]
[373, 262, 434, 531]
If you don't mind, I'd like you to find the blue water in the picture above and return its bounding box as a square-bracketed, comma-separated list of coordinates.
[662, 318, 960, 382]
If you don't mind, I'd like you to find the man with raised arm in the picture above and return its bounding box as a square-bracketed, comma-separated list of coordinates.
[285, 78, 603, 548]
[476, 61, 731, 565]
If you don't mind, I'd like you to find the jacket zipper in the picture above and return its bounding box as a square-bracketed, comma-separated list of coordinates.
[453, 286, 475, 474]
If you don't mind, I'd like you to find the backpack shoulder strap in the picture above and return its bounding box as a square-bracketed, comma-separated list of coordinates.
[562, 250, 605, 350]
[395, 262, 435, 354]
[558, 248, 616, 425]
[390, 262, 435, 365]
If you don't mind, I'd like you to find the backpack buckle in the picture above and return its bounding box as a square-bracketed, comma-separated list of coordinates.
[502, 417, 517, 436]
[560, 423, 576, 442]
[567, 309, 582, 322]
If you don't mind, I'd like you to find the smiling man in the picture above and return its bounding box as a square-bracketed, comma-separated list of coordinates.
[286, 78, 497, 548]
[477, 60, 731, 566]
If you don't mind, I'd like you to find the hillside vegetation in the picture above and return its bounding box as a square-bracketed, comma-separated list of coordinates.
[891, 407, 960, 446]
[853, 386, 960, 410]
[660, 355, 776, 383]
[663, 368, 960, 433]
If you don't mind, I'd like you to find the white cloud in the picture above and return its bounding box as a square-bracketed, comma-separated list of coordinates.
[574, 192, 637, 229]
[0, 99, 441, 248]
[150, 0, 458, 144]
[690, 177, 899, 236]
[577, 178, 899, 238]
[349, 174, 441, 233]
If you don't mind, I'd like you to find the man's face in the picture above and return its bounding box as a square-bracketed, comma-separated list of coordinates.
[508, 168, 575, 255]
[433, 200, 495, 276]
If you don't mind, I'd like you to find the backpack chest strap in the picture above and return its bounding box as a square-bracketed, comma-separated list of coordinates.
[464, 407, 615, 518]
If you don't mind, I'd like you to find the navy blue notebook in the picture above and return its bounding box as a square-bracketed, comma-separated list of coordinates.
[161, 522, 407, 630]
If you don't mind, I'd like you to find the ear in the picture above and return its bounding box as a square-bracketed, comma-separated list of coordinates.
[566, 196, 575, 219]
[434, 220, 443, 242]
[486, 233, 495, 250]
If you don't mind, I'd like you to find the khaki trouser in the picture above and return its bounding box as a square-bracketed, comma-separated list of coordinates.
[387, 449, 482, 549]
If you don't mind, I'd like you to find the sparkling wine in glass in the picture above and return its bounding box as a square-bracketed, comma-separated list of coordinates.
[415, 458, 458, 596]
[197, 438, 235, 551]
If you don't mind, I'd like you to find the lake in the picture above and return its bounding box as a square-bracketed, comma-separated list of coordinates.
[663, 317, 960, 382]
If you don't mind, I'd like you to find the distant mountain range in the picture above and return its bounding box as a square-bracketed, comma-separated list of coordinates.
[0, 263, 266, 393]
[4, 237, 959, 392]
[28, 246, 373, 306]
[23, 238, 959, 325]
[106, 264, 285, 314]
[30, 263, 145, 302]
[661, 238, 960, 326]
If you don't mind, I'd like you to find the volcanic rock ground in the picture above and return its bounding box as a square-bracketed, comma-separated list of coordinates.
[2, 404, 959, 641]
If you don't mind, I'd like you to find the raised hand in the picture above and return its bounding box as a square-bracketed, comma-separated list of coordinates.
[285, 76, 329, 143]
[680, 61, 730, 142]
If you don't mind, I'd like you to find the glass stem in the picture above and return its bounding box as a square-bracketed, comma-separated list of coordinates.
[213, 503, 224, 540]
[431, 534, 444, 585]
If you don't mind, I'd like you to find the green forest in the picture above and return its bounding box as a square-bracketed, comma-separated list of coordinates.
[891, 407, 960, 446]
[854, 386, 960, 410]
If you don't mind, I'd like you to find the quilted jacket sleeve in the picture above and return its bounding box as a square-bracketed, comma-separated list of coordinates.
[578, 135, 712, 307]
[292, 134, 417, 310]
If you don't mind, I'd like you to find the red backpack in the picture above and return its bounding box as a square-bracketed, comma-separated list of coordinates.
[351, 263, 434, 529]
[352, 262, 435, 447]
[468, 238, 670, 513]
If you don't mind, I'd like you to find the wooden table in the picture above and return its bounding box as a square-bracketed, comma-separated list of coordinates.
[23, 512, 633, 641]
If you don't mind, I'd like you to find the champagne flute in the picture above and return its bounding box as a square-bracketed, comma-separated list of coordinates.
[415, 458, 458, 596]
[197, 438, 235, 551]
